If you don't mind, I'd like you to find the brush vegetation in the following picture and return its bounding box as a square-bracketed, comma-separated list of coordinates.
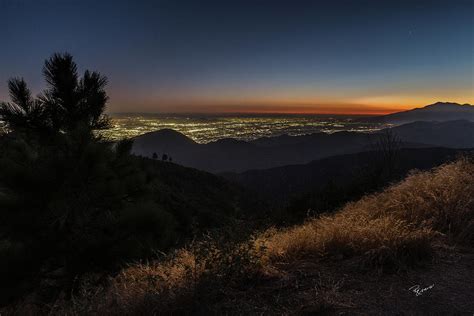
[0, 54, 257, 307]
[33, 157, 474, 315]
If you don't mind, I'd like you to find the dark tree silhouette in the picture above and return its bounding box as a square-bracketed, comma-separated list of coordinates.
[373, 128, 401, 179]
[343, 127, 404, 195]
[152, 152, 158, 159]
[0, 78, 47, 132]
[0, 53, 261, 307]
[0, 53, 174, 302]
[40, 53, 110, 133]
[0, 53, 110, 136]
[162, 153, 168, 161]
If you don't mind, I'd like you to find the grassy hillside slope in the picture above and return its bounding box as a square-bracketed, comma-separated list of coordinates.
[21, 157, 474, 315]
[0, 151, 263, 307]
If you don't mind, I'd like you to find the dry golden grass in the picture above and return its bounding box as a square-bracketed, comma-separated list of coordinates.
[47, 249, 201, 315]
[50, 237, 265, 315]
[351, 157, 474, 243]
[40, 158, 474, 314]
[260, 215, 434, 269]
[263, 157, 474, 268]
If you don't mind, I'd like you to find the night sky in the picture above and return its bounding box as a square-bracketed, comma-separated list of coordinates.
[1, 0, 473, 114]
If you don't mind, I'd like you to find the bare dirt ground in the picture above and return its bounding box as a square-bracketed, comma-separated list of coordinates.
[205, 244, 474, 315]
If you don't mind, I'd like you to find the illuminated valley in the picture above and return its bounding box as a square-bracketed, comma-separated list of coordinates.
[102, 114, 387, 143]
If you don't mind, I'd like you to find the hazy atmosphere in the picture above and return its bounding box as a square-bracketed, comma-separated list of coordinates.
[1, 0, 473, 114]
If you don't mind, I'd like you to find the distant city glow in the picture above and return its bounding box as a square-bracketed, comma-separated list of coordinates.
[102, 114, 388, 143]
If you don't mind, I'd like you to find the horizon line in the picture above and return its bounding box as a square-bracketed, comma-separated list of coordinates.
[106, 100, 473, 116]
[107, 111, 385, 116]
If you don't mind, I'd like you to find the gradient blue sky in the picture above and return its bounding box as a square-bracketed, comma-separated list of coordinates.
[1, 0, 473, 114]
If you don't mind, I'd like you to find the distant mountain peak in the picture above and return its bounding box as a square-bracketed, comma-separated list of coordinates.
[429, 101, 458, 106]
[133, 128, 196, 145]
[147, 128, 185, 136]
[424, 102, 472, 109]
[141, 128, 191, 138]
[372, 101, 474, 124]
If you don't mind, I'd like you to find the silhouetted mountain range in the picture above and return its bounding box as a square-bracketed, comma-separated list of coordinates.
[222, 147, 471, 207]
[131, 120, 474, 173]
[391, 120, 474, 148]
[371, 102, 474, 124]
[132, 129, 379, 172]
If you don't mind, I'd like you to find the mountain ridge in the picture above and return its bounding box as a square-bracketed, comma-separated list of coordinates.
[372, 102, 474, 124]
[222, 147, 472, 207]
[131, 119, 474, 173]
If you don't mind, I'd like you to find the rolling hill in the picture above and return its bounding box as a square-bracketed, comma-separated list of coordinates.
[390, 120, 474, 147]
[222, 147, 471, 207]
[131, 120, 474, 173]
[133, 157, 263, 228]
